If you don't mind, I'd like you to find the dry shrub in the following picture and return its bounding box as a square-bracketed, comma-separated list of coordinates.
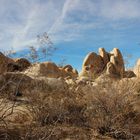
[21, 78, 140, 139]
[0, 126, 21, 140]
[17, 83, 92, 139]
[26, 88, 87, 127]
[0, 98, 19, 140]
[82, 79, 139, 139]
[0, 75, 140, 139]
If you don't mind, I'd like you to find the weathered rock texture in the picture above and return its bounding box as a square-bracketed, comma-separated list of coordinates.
[0, 52, 14, 74]
[110, 48, 125, 77]
[7, 58, 31, 72]
[80, 48, 134, 79]
[99, 48, 110, 66]
[123, 70, 136, 78]
[79, 52, 104, 78]
[134, 59, 140, 78]
[25, 62, 78, 79]
[0, 49, 137, 82]
[61, 65, 78, 78]
[0, 52, 78, 79]
[14, 58, 31, 71]
[0, 52, 31, 73]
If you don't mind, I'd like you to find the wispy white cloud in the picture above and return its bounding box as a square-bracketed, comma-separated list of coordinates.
[0, 0, 65, 50]
[99, 0, 140, 19]
[49, 0, 140, 43]
[0, 0, 140, 51]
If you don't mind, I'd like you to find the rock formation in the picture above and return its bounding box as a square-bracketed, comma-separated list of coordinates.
[123, 70, 136, 78]
[80, 48, 134, 79]
[106, 62, 117, 76]
[61, 65, 78, 78]
[134, 59, 140, 78]
[7, 62, 20, 72]
[63, 65, 73, 72]
[99, 48, 110, 66]
[14, 58, 31, 71]
[0, 52, 31, 73]
[0, 52, 78, 79]
[7, 58, 31, 72]
[25, 62, 61, 78]
[110, 48, 125, 77]
[79, 52, 104, 78]
[0, 52, 14, 74]
[25, 62, 78, 79]
[0, 49, 137, 84]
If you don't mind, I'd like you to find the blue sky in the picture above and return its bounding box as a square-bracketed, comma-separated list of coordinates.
[0, 0, 140, 71]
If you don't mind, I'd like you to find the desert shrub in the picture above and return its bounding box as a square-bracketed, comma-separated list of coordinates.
[0, 77, 140, 139]
[81, 79, 139, 139]
[25, 87, 86, 126]
[18, 89, 85, 139]
[0, 97, 18, 140]
[21, 77, 140, 139]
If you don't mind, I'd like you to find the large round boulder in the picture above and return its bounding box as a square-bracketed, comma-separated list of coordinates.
[25, 62, 61, 78]
[80, 52, 104, 78]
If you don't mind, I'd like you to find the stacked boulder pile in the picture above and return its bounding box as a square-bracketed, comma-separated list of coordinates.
[0, 47, 140, 96]
[0, 52, 79, 96]
[80, 48, 136, 79]
[0, 48, 138, 81]
[0, 52, 78, 79]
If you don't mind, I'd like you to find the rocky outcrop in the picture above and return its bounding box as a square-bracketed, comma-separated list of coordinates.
[61, 65, 78, 78]
[25, 62, 61, 78]
[0, 53, 77, 78]
[25, 62, 78, 79]
[63, 65, 73, 72]
[110, 48, 125, 77]
[80, 48, 133, 79]
[0, 52, 31, 73]
[40, 62, 61, 78]
[134, 59, 140, 78]
[7, 58, 31, 72]
[0, 52, 14, 74]
[99, 48, 110, 66]
[14, 58, 31, 71]
[106, 62, 117, 76]
[123, 70, 136, 78]
[0, 48, 136, 85]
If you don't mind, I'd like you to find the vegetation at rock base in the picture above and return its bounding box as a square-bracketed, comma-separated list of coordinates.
[0, 46, 140, 139]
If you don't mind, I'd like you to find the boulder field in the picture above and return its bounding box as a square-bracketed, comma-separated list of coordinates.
[0, 48, 139, 90]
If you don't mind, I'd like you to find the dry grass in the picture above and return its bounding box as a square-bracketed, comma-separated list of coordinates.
[0, 76, 140, 140]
